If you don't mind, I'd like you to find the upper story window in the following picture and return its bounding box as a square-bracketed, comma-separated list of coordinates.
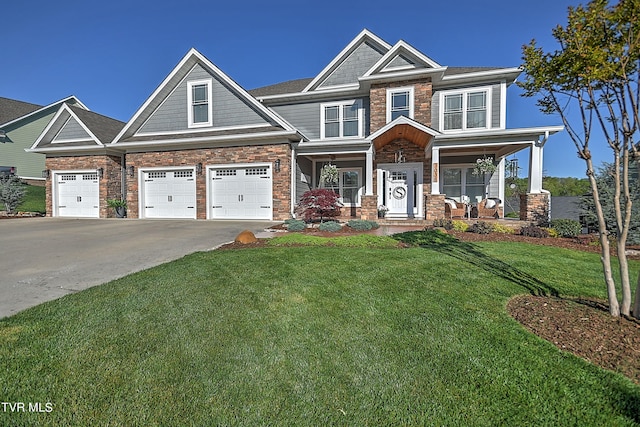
[386, 86, 414, 122]
[187, 79, 213, 128]
[320, 100, 363, 139]
[441, 87, 491, 131]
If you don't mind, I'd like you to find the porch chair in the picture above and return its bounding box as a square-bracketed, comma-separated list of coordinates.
[445, 198, 467, 219]
[475, 198, 501, 218]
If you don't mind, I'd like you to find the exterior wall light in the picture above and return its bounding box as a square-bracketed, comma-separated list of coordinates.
[274, 159, 281, 173]
[196, 163, 203, 175]
[42, 169, 50, 179]
[98, 168, 104, 179]
[128, 165, 135, 177]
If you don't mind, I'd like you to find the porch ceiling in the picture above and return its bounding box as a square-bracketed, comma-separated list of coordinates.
[372, 123, 433, 151]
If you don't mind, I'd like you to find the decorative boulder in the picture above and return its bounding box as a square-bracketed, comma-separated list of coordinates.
[234, 230, 258, 244]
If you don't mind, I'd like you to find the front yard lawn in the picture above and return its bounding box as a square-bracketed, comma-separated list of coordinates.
[1, 234, 639, 425]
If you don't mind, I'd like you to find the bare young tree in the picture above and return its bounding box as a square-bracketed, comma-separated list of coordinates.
[519, 0, 640, 317]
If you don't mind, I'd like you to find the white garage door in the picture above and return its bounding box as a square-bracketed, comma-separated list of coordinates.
[210, 165, 272, 219]
[55, 172, 99, 218]
[143, 169, 196, 219]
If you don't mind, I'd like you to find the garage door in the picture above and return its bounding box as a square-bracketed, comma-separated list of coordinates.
[210, 165, 272, 219]
[143, 169, 196, 219]
[55, 172, 99, 218]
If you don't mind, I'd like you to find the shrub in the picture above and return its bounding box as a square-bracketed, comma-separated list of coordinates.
[452, 220, 469, 232]
[491, 223, 515, 234]
[519, 225, 549, 238]
[296, 189, 342, 222]
[0, 175, 26, 214]
[549, 219, 582, 238]
[318, 221, 342, 232]
[285, 219, 306, 232]
[469, 221, 492, 234]
[505, 211, 520, 219]
[346, 219, 379, 231]
[547, 228, 560, 238]
[433, 218, 453, 230]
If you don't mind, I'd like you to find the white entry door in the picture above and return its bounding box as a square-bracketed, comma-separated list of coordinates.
[380, 163, 423, 219]
[209, 165, 272, 219]
[55, 172, 99, 218]
[143, 169, 196, 219]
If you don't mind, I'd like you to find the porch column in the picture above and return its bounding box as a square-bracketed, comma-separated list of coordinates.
[365, 146, 374, 195]
[290, 145, 297, 217]
[528, 141, 544, 193]
[430, 147, 440, 194]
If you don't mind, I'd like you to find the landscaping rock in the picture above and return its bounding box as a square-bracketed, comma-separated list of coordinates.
[234, 230, 258, 244]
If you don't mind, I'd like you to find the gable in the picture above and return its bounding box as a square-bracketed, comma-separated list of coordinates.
[114, 49, 296, 145]
[53, 116, 92, 142]
[317, 41, 387, 89]
[362, 41, 441, 79]
[138, 63, 272, 135]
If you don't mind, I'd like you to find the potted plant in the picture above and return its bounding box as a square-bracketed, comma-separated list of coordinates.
[472, 156, 497, 198]
[107, 199, 127, 218]
[377, 205, 388, 218]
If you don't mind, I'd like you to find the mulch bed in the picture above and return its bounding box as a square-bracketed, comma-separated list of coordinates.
[222, 226, 640, 384]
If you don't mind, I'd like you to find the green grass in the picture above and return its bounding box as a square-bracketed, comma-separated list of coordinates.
[0, 184, 45, 213]
[1, 231, 639, 425]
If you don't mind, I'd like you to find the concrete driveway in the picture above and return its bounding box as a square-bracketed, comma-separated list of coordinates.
[0, 218, 275, 319]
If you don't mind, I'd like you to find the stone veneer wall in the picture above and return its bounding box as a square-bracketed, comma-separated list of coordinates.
[45, 154, 123, 218]
[126, 144, 291, 220]
[369, 78, 433, 134]
[520, 193, 550, 223]
[425, 194, 446, 220]
[359, 195, 378, 221]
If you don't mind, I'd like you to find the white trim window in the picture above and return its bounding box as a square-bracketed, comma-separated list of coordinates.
[187, 79, 213, 128]
[320, 100, 363, 139]
[338, 168, 362, 206]
[441, 87, 491, 131]
[386, 86, 414, 122]
[441, 166, 486, 202]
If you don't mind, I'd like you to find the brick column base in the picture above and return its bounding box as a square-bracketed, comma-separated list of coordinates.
[520, 193, 550, 223]
[425, 194, 446, 221]
[360, 195, 378, 221]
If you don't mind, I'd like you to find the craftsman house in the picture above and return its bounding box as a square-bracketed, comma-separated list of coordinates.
[29, 29, 561, 221]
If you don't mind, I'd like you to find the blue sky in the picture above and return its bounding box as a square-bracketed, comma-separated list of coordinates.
[2, 0, 600, 178]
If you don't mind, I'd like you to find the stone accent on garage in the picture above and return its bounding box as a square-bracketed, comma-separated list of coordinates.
[45, 154, 123, 218]
[125, 143, 291, 220]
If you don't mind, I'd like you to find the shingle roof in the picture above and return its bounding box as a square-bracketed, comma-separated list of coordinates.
[69, 106, 125, 143]
[0, 97, 43, 125]
[248, 78, 314, 98]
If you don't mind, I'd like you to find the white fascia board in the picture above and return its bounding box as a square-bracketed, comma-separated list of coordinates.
[362, 40, 441, 79]
[302, 29, 392, 93]
[256, 85, 366, 104]
[115, 130, 300, 150]
[440, 68, 522, 85]
[26, 145, 111, 154]
[1, 95, 88, 128]
[359, 67, 448, 84]
[434, 125, 564, 141]
[369, 116, 441, 140]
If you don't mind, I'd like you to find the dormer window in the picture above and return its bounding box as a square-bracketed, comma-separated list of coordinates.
[187, 79, 213, 128]
[321, 100, 363, 139]
[441, 87, 491, 131]
[386, 87, 414, 122]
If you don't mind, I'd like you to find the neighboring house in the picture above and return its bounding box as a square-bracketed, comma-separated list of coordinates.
[0, 96, 88, 182]
[29, 29, 562, 220]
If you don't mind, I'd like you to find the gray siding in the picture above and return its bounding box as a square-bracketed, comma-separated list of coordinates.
[491, 83, 501, 128]
[55, 117, 90, 141]
[384, 54, 416, 71]
[319, 42, 385, 88]
[431, 91, 440, 130]
[3, 111, 52, 179]
[272, 96, 370, 140]
[296, 157, 313, 201]
[140, 64, 270, 134]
